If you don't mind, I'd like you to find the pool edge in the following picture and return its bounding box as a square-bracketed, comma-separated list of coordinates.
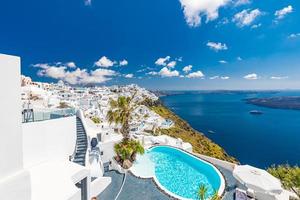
[130, 145, 226, 200]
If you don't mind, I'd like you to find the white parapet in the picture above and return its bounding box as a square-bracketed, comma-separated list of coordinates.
[0, 54, 31, 200]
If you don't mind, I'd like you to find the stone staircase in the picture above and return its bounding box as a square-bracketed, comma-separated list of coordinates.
[73, 117, 88, 166]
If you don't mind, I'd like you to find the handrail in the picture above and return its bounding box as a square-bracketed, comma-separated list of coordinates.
[22, 108, 76, 123]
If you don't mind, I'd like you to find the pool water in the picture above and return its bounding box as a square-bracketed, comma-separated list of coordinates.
[131, 146, 224, 200]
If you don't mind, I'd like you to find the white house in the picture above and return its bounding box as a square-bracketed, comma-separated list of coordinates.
[0, 54, 110, 200]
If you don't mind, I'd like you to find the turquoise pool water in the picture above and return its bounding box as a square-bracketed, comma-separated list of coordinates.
[132, 146, 224, 200]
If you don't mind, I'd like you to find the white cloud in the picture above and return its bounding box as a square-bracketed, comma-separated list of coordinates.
[219, 60, 227, 64]
[221, 76, 230, 80]
[34, 63, 116, 85]
[95, 56, 115, 68]
[251, 23, 262, 29]
[210, 76, 219, 80]
[233, 9, 262, 27]
[288, 33, 300, 39]
[209, 75, 229, 80]
[207, 42, 228, 51]
[244, 73, 258, 80]
[237, 56, 243, 61]
[186, 71, 205, 78]
[182, 65, 193, 73]
[84, 0, 92, 6]
[159, 67, 179, 77]
[124, 74, 134, 78]
[119, 59, 128, 66]
[275, 5, 293, 19]
[179, 0, 229, 27]
[155, 56, 170, 66]
[234, 0, 251, 7]
[270, 76, 288, 80]
[40, 66, 67, 79]
[167, 61, 177, 68]
[66, 62, 76, 68]
[176, 57, 183, 62]
[147, 71, 158, 76]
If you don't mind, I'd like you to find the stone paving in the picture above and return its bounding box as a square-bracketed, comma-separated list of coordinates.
[99, 165, 239, 200]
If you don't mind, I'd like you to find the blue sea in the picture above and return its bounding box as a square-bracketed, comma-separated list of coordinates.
[160, 91, 300, 169]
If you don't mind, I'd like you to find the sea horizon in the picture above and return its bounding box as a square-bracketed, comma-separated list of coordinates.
[161, 90, 300, 169]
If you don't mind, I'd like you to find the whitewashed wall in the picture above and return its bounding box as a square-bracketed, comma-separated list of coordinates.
[22, 116, 76, 168]
[0, 54, 31, 200]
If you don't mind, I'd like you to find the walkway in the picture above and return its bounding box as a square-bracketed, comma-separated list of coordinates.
[99, 166, 239, 200]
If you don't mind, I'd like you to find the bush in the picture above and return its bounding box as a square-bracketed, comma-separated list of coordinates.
[268, 164, 300, 198]
[114, 139, 145, 168]
[91, 116, 101, 124]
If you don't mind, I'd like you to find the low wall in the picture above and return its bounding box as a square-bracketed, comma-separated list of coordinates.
[195, 154, 236, 171]
[22, 116, 76, 168]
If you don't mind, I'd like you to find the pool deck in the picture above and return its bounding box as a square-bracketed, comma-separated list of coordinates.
[99, 165, 240, 200]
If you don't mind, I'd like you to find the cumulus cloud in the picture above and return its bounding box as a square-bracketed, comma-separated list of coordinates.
[147, 71, 158, 76]
[244, 73, 258, 80]
[251, 23, 262, 29]
[287, 33, 300, 39]
[155, 56, 170, 66]
[167, 61, 177, 68]
[179, 0, 229, 27]
[207, 42, 228, 51]
[124, 74, 134, 78]
[221, 76, 230, 80]
[234, 0, 251, 7]
[237, 56, 243, 61]
[159, 67, 179, 77]
[209, 75, 229, 80]
[34, 63, 116, 85]
[210, 76, 219, 80]
[95, 56, 115, 68]
[270, 76, 288, 80]
[66, 62, 76, 68]
[233, 9, 262, 27]
[219, 60, 227, 64]
[275, 5, 293, 19]
[182, 65, 193, 73]
[176, 57, 183, 62]
[186, 71, 204, 78]
[119, 59, 128, 66]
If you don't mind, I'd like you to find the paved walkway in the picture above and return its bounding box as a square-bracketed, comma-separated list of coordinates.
[99, 165, 239, 200]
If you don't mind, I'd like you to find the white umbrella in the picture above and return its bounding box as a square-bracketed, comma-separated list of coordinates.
[233, 165, 283, 194]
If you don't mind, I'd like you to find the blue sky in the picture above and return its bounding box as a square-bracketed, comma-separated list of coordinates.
[1, 0, 300, 90]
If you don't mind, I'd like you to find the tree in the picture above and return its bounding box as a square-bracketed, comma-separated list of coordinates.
[108, 95, 145, 169]
[107, 96, 136, 139]
[268, 164, 300, 198]
[210, 191, 221, 200]
[198, 184, 208, 200]
[198, 185, 221, 200]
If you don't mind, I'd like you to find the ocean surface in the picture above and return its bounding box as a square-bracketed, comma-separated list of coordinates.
[160, 91, 300, 168]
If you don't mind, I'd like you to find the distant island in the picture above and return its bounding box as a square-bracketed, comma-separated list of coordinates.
[246, 96, 300, 110]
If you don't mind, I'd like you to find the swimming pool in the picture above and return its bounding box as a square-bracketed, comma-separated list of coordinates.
[131, 146, 225, 200]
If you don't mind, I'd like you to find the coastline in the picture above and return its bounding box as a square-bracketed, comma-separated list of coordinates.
[148, 100, 238, 163]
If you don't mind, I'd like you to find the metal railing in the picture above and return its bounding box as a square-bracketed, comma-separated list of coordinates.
[22, 108, 76, 123]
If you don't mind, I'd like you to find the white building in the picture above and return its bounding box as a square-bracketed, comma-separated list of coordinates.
[0, 54, 111, 200]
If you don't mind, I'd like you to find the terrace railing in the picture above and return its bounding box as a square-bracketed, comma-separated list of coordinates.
[22, 108, 76, 123]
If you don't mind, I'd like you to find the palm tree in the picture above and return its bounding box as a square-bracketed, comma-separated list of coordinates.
[107, 95, 136, 140]
[198, 184, 208, 200]
[210, 191, 221, 200]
